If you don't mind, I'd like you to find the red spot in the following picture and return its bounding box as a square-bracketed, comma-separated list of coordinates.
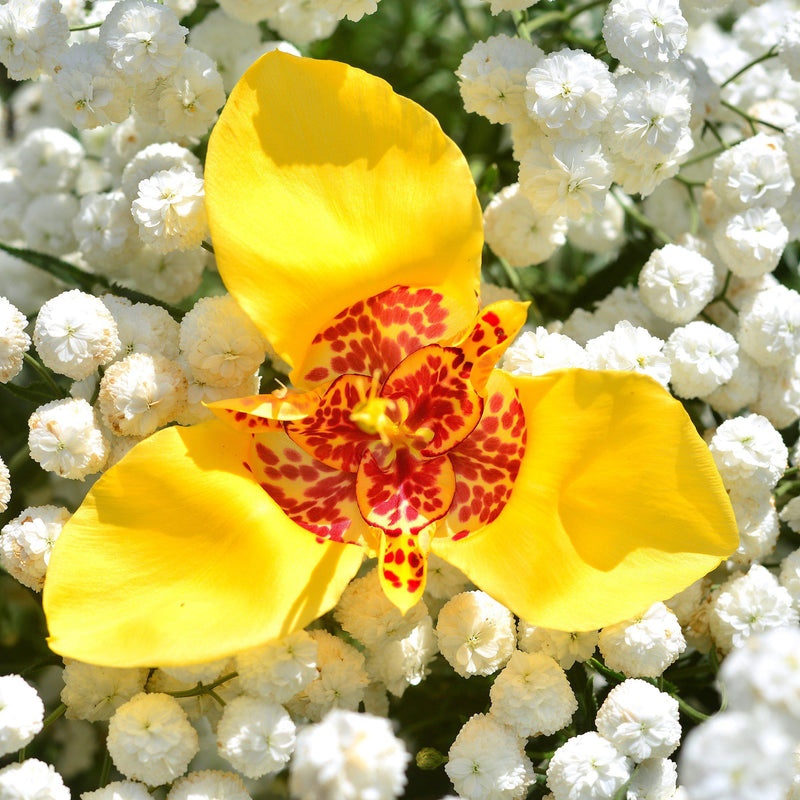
[235, 411, 246, 421]
[483, 311, 500, 326]
[394, 549, 406, 565]
[306, 367, 328, 383]
[407, 579, 421, 593]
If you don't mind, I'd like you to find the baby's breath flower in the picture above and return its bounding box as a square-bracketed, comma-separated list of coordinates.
[0, 675, 44, 758]
[586, 321, 671, 388]
[0, 0, 69, 80]
[216, 696, 295, 779]
[0, 505, 69, 592]
[107, 693, 199, 786]
[0, 297, 30, 383]
[61, 661, 148, 722]
[516, 623, 598, 669]
[166, 771, 250, 800]
[503, 327, 589, 376]
[547, 732, 633, 800]
[436, 591, 516, 677]
[0, 759, 69, 800]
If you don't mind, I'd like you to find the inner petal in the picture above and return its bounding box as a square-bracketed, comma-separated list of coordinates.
[206, 386, 325, 432]
[285, 374, 375, 473]
[439, 370, 527, 542]
[379, 531, 428, 613]
[297, 286, 474, 388]
[356, 449, 456, 537]
[248, 428, 373, 546]
[381, 344, 483, 458]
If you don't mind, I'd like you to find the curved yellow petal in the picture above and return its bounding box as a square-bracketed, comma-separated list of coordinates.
[432, 369, 737, 631]
[43, 421, 363, 667]
[205, 52, 482, 380]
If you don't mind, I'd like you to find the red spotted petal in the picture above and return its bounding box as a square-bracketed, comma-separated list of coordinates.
[206, 387, 325, 433]
[298, 286, 474, 388]
[456, 301, 528, 395]
[248, 428, 373, 546]
[440, 370, 526, 542]
[381, 344, 483, 458]
[285, 375, 375, 472]
[356, 449, 455, 537]
[379, 532, 428, 612]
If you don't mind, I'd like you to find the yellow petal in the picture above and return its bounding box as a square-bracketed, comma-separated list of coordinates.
[43, 421, 363, 667]
[432, 369, 737, 631]
[205, 52, 482, 380]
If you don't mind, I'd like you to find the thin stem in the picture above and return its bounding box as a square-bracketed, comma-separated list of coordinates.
[611, 189, 672, 244]
[450, 0, 477, 38]
[674, 175, 705, 188]
[512, 9, 532, 41]
[564, 0, 608, 21]
[98, 750, 111, 787]
[42, 703, 67, 731]
[166, 671, 238, 698]
[23, 353, 67, 399]
[721, 99, 784, 133]
[525, 9, 565, 32]
[682, 140, 743, 168]
[721, 47, 778, 88]
[675, 695, 709, 722]
[69, 20, 103, 31]
[703, 119, 729, 149]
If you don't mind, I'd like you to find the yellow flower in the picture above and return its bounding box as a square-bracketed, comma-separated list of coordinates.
[43, 53, 737, 667]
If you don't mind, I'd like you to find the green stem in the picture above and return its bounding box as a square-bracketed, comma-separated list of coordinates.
[611, 189, 672, 245]
[674, 175, 705, 188]
[564, 0, 608, 21]
[525, 9, 565, 32]
[42, 703, 67, 731]
[23, 353, 68, 399]
[512, 9, 532, 41]
[675, 695, 709, 722]
[166, 671, 238, 698]
[702, 119, 729, 149]
[98, 749, 111, 787]
[450, 0, 477, 38]
[721, 99, 784, 133]
[69, 20, 103, 31]
[721, 47, 778, 88]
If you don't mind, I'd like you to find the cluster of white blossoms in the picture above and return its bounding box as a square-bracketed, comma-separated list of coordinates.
[7, 0, 800, 799]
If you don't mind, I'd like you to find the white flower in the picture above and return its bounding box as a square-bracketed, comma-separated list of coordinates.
[121, 142, 202, 202]
[739, 285, 800, 366]
[83, 780, 153, 800]
[107, 693, 199, 786]
[424, 553, 470, 600]
[483, 184, 567, 267]
[34, 290, 120, 380]
[664, 321, 738, 398]
[267, 3, 338, 48]
[122, 246, 207, 305]
[437, 591, 516, 677]
[638, 244, 715, 324]
[586, 321, 671, 388]
[365, 616, 437, 698]
[235, 630, 318, 704]
[0, 457, 9, 514]
[679, 709, 795, 800]
[16, 127, 84, 195]
[547, 732, 633, 800]
[568, 194, 626, 254]
[157, 47, 226, 138]
[0, 297, 30, 383]
[710, 134, 793, 212]
[216, 0, 284, 24]
[719, 627, 800, 736]
[216, 696, 294, 779]
[502, 327, 589, 377]
[132, 166, 207, 253]
[21, 192, 79, 256]
[98, 353, 187, 437]
[289, 710, 410, 800]
[489, 651, 577, 737]
[0, 759, 69, 800]
[778, 15, 800, 81]
[102, 296, 180, 362]
[28, 398, 109, 480]
[595, 679, 680, 761]
[728, 488, 780, 565]
[74, 191, 142, 270]
[0, 505, 69, 592]
[517, 622, 598, 669]
[0, 675, 44, 758]
[605, 73, 691, 165]
[519, 136, 612, 220]
[166, 770, 250, 800]
[709, 414, 787, 493]
[334, 567, 428, 649]
[53, 43, 132, 129]
[713, 207, 788, 278]
[99, 0, 187, 83]
[627, 758, 677, 800]
[525, 49, 616, 138]
[457, 35, 542, 125]
[61, 661, 148, 722]
[291, 630, 369, 722]
[446, 713, 534, 800]
[0, 0, 69, 80]
[602, 0, 687, 73]
[709, 564, 799, 652]
[598, 602, 685, 678]
[704, 353, 760, 417]
[314, 0, 380, 22]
